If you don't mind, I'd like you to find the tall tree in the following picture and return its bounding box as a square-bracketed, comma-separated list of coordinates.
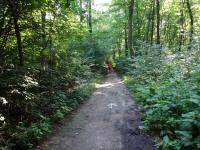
[145, 10, 151, 42]
[128, 0, 135, 57]
[79, 0, 84, 22]
[150, 0, 155, 45]
[124, 23, 128, 56]
[156, 0, 160, 45]
[179, 0, 185, 51]
[41, 11, 46, 70]
[8, 0, 24, 66]
[88, 0, 92, 33]
[186, 0, 194, 49]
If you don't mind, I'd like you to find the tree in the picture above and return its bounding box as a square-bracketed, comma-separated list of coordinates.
[128, 0, 135, 57]
[88, 0, 92, 33]
[124, 23, 128, 56]
[186, 0, 194, 49]
[8, 0, 24, 66]
[156, 0, 160, 45]
[179, 0, 185, 51]
[150, 0, 155, 45]
[79, 0, 84, 22]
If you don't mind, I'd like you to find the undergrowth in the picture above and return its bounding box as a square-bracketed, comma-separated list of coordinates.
[115, 43, 200, 150]
[0, 63, 104, 150]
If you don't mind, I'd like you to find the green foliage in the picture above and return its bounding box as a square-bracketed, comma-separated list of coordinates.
[0, 64, 103, 149]
[12, 121, 51, 149]
[0, 0, 109, 149]
[115, 57, 134, 74]
[116, 42, 200, 150]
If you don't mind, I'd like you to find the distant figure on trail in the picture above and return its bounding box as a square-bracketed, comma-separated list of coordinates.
[107, 63, 112, 73]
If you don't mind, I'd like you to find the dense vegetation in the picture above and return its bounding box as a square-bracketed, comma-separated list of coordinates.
[111, 0, 200, 149]
[0, 0, 109, 149]
[0, 0, 200, 149]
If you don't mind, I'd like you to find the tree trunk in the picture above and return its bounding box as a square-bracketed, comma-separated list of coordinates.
[79, 0, 84, 22]
[13, 18, 23, 66]
[186, 0, 194, 50]
[124, 23, 128, 57]
[66, 0, 71, 8]
[118, 38, 121, 56]
[41, 11, 46, 71]
[145, 10, 151, 42]
[88, 0, 92, 33]
[128, 0, 135, 57]
[41, 12, 46, 47]
[8, 0, 24, 66]
[136, 1, 140, 37]
[150, 0, 155, 45]
[179, 0, 184, 51]
[156, 0, 160, 45]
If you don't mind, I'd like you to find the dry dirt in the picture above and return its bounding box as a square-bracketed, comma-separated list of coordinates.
[35, 73, 156, 150]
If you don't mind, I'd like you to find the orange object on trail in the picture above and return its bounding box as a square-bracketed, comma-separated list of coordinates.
[108, 63, 112, 73]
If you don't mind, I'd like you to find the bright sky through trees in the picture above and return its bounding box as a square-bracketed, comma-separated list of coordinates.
[95, 0, 112, 3]
[94, 0, 112, 11]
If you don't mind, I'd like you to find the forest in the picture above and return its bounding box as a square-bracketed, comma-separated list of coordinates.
[0, 0, 200, 150]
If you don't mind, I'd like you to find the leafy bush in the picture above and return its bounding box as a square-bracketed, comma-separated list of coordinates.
[116, 43, 200, 150]
[0, 58, 104, 149]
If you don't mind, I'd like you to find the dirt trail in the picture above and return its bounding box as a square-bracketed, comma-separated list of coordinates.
[35, 73, 156, 150]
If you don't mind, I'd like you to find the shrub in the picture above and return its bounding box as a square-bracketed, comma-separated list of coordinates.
[116, 43, 200, 150]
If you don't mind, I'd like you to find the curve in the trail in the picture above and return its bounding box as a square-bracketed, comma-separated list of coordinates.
[35, 73, 156, 150]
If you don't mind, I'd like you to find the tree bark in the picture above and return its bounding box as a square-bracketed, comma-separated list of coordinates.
[88, 0, 92, 33]
[118, 37, 121, 56]
[80, 0, 84, 22]
[186, 0, 194, 50]
[41, 11, 46, 48]
[179, 0, 184, 51]
[150, 0, 155, 45]
[146, 11, 151, 42]
[41, 11, 46, 71]
[136, 1, 141, 38]
[156, 0, 160, 45]
[124, 23, 128, 57]
[8, 0, 24, 66]
[128, 0, 135, 57]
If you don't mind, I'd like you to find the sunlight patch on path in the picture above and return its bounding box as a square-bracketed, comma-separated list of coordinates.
[95, 81, 123, 88]
[107, 103, 118, 109]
